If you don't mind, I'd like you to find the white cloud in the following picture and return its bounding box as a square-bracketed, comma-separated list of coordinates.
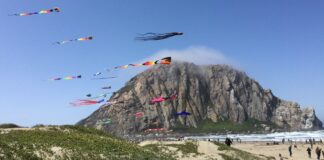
[140, 46, 235, 66]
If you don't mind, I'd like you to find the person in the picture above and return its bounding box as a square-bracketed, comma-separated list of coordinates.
[282, 138, 285, 144]
[278, 153, 283, 160]
[307, 147, 312, 158]
[315, 147, 321, 160]
[225, 138, 232, 147]
[322, 150, 324, 158]
[288, 145, 292, 157]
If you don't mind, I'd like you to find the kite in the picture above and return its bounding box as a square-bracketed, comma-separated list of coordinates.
[174, 111, 191, 116]
[114, 57, 171, 69]
[134, 112, 144, 118]
[86, 94, 92, 97]
[101, 86, 111, 90]
[93, 72, 102, 76]
[149, 93, 177, 105]
[144, 128, 167, 133]
[49, 75, 81, 81]
[135, 32, 183, 41]
[9, 7, 60, 16]
[96, 118, 111, 125]
[86, 93, 110, 100]
[54, 36, 93, 45]
[70, 99, 105, 107]
[92, 77, 117, 80]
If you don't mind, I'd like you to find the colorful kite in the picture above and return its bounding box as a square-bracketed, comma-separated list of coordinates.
[70, 99, 105, 107]
[93, 72, 102, 76]
[174, 111, 191, 116]
[149, 93, 177, 105]
[114, 57, 171, 69]
[96, 118, 111, 125]
[135, 32, 183, 41]
[86, 93, 110, 100]
[92, 76, 117, 80]
[9, 7, 60, 16]
[144, 128, 167, 133]
[54, 36, 93, 45]
[134, 112, 144, 118]
[101, 86, 111, 90]
[49, 75, 81, 81]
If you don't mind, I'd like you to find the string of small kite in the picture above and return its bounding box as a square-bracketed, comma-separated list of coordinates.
[9, 6, 187, 133]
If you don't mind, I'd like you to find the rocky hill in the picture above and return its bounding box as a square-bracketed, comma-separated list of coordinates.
[78, 62, 322, 136]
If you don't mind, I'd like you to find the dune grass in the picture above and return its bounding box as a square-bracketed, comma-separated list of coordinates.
[0, 125, 172, 160]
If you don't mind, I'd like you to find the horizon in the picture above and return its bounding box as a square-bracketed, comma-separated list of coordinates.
[0, 0, 323, 126]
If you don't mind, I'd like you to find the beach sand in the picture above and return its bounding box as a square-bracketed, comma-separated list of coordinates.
[232, 142, 324, 160]
[139, 140, 324, 160]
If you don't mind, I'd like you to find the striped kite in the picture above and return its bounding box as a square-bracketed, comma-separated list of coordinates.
[92, 76, 117, 80]
[134, 112, 144, 118]
[9, 7, 60, 16]
[96, 118, 111, 125]
[70, 99, 105, 107]
[144, 128, 167, 133]
[114, 57, 171, 69]
[174, 111, 191, 116]
[54, 36, 93, 45]
[49, 75, 81, 81]
[102, 86, 111, 90]
[135, 32, 183, 41]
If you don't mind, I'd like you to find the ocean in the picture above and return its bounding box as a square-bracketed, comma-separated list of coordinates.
[184, 130, 324, 142]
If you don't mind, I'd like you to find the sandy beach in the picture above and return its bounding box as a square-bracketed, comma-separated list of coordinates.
[233, 142, 324, 160]
[139, 140, 324, 160]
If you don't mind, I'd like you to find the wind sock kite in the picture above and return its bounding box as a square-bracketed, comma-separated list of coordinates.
[9, 7, 61, 16]
[54, 36, 93, 45]
[49, 75, 81, 81]
[70, 99, 105, 107]
[93, 72, 102, 76]
[174, 111, 191, 116]
[96, 118, 111, 125]
[144, 128, 167, 133]
[102, 86, 112, 90]
[92, 77, 117, 80]
[114, 57, 171, 69]
[135, 32, 183, 41]
[86, 93, 110, 100]
[134, 112, 144, 118]
[149, 93, 177, 105]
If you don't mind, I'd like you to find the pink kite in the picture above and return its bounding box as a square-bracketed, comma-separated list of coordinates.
[149, 93, 177, 105]
[134, 112, 144, 118]
[70, 99, 104, 107]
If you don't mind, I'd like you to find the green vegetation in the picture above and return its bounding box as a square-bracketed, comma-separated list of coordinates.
[142, 142, 200, 158]
[0, 123, 21, 128]
[213, 142, 267, 160]
[172, 118, 279, 133]
[0, 125, 172, 160]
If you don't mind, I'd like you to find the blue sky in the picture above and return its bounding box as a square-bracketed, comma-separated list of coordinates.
[0, 0, 323, 126]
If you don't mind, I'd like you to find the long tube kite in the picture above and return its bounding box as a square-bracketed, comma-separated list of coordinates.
[92, 76, 117, 80]
[144, 128, 167, 133]
[96, 118, 111, 125]
[86, 93, 110, 100]
[9, 7, 61, 16]
[149, 93, 177, 105]
[174, 111, 191, 116]
[70, 99, 105, 107]
[54, 36, 93, 45]
[135, 32, 183, 41]
[49, 75, 81, 81]
[134, 112, 144, 118]
[114, 57, 171, 69]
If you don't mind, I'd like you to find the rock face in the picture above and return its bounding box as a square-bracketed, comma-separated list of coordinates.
[77, 62, 322, 136]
